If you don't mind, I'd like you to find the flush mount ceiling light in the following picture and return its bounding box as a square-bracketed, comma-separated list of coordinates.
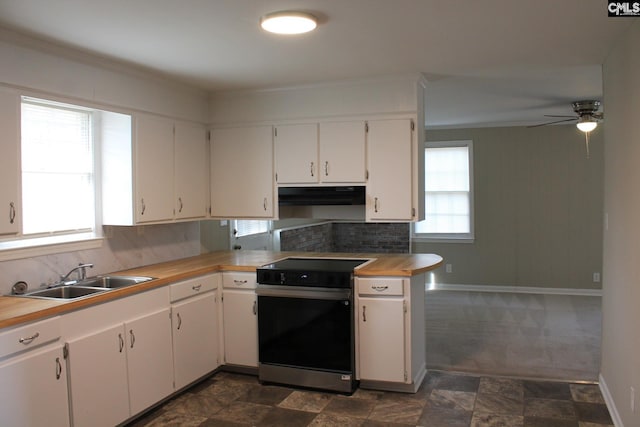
[260, 11, 317, 34]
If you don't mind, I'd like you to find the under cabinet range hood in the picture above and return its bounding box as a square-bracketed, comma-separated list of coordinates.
[278, 186, 365, 206]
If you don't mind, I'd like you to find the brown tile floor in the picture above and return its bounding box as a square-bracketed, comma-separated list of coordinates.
[127, 371, 614, 427]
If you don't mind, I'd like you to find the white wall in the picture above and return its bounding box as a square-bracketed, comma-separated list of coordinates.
[601, 20, 640, 427]
[0, 28, 208, 121]
[208, 73, 425, 125]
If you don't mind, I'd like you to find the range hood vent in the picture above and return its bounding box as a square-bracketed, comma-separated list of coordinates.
[278, 186, 366, 206]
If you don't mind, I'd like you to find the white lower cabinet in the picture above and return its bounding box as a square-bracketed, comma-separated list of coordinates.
[0, 344, 69, 427]
[170, 274, 220, 390]
[126, 308, 174, 415]
[356, 275, 427, 392]
[66, 323, 130, 427]
[222, 272, 258, 367]
[64, 289, 174, 427]
[357, 296, 406, 383]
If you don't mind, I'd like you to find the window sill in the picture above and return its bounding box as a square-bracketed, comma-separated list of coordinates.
[0, 233, 104, 261]
[412, 236, 475, 244]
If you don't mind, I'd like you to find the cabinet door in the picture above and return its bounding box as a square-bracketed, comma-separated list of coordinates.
[275, 123, 319, 184]
[367, 119, 414, 221]
[0, 89, 20, 236]
[222, 289, 258, 367]
[0, 345, 70, 427]
[172, 292, 219, 390]
[319, 121, 366, 183]
[210, 126, 273, 218]
[135, 114, 175, 223]
[358, 296, 406, 383]
[67, 324, 130, 427]
[125, 307, 174, 416]
[174, 122, 208, 220]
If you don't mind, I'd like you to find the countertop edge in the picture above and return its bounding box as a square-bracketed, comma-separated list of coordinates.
[0, 251, 443, 330]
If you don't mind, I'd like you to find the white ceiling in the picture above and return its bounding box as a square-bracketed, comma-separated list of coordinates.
[0, 0, 632, 128]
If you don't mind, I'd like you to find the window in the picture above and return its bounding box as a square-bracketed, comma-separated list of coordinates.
[413, 140, 474, 242]
[233, 220, 269, 237]
[21, 98, 95, 236]
[230, 220, 273, 250]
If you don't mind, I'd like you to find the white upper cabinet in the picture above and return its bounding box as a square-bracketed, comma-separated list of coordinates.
[174, 122, 208, 220]
[275, 123, 319, 184]
[103, 113, 209, 225]
[366, 118, 416, 221]
[0, 89, 20, 236]
[210, 125, 274, 218]
[319, 121, 366, 183]
[275, 121, 366, 185]
[135, 114, 175, 223]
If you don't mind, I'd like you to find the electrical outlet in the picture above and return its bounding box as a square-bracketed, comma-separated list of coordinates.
[593, 272, 601, 283]
[632, 386, 636, 413]
[445, 264, 452, 273]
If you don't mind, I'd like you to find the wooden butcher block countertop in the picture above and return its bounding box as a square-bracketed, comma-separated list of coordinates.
[0, 250, 443, 329]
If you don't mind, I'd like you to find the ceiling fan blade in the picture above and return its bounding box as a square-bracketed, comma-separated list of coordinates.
[543, 115, 578, 118]
[528, 118, 578, 128]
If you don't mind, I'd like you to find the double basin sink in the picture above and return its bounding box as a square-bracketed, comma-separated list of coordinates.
[16, 276, 155, 301]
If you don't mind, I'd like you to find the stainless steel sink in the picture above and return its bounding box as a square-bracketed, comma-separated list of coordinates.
[77, 275, 154, 289]
[23, 286, 109, 300]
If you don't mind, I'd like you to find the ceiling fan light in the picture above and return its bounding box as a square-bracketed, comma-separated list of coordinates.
[576, 119, 597, 133]
[261, 11, 317, 34]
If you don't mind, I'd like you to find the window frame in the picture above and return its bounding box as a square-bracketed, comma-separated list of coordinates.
[412, 140, 475, 243]
[0, 94, 104, 260]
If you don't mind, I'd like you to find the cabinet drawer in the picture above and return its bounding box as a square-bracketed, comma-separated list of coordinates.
[170, 274, 219, 302]
[357, 278, 404, 296]
[223, 272, 257, 289]
[0, 316, 61, 359]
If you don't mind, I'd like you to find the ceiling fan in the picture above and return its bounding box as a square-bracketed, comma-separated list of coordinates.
[530, 100, 603, 158]
[530, 100, 603, 131]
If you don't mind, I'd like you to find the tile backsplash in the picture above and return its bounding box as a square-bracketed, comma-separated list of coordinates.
[279, 222, 410, 253]
[0, 222, 200, 295]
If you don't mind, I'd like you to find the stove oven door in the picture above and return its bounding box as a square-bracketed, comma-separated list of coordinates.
[257, 286, 353, 373]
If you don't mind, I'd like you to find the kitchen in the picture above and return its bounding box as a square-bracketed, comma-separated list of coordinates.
[0, 1, 639, 426]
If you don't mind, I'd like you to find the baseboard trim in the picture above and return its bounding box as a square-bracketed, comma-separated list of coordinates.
[429, 283, 602, 297]
[599, 373, 624, 427]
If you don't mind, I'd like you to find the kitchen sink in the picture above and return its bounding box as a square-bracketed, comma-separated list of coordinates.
[77, 275, 155, 289]
[22, 286, 109, 300]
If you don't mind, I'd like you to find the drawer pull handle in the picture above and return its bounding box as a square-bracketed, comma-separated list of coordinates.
[129, 329, 135, 348]
[140, 198, 146, 216]
[372, 285, 389, 292]
[55, 357, 62, 380]
[234, 280, 248, 285]
[118, 333, 124, 353]
[192, 284, 202, 292]
[252, 300, 257, 315]
[19, 332, 40, 345]
[310, 161, 315, 177]
[9, 202, 16, 224]
[176, 313, 182, 330]
[362, 305, 367, 322]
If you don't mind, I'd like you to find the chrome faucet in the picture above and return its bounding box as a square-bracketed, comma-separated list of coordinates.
[58, 263, 94, 285]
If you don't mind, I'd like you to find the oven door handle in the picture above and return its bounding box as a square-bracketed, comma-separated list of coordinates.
[256, 286, 351, 301]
